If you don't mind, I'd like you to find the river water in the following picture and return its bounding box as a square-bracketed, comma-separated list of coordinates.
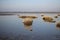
[0, 13, 60, 40]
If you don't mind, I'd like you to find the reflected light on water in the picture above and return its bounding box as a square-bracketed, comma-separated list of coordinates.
[24, 25, 32, 31]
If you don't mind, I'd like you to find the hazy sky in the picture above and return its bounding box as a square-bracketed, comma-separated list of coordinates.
[0, 0, 60, 12]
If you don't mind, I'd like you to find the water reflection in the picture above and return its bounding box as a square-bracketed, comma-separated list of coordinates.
[23, 18, 33, 31]
[24, 25, 32, 31]
[18, 15, 37, 31]
[0, 13, 60, 40]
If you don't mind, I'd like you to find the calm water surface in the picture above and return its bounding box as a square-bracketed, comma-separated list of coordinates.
[0, 13, 60, 40]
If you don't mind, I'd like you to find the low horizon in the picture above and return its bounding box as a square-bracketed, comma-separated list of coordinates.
[0, 12, 60, 15]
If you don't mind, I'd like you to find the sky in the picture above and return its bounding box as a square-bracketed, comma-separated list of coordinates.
[0, 0, 60, 12]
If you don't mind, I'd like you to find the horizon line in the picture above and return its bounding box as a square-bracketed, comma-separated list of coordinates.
[0, 12, 60, 13]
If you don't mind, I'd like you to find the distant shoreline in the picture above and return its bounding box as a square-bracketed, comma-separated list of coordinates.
[0, 12, 60, 13]
[0, 12, 60, 15]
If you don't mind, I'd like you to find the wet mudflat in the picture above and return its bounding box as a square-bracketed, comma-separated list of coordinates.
[0, 13, 60, 40]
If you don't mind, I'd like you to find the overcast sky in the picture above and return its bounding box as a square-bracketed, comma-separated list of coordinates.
[0, 0, 60, 12]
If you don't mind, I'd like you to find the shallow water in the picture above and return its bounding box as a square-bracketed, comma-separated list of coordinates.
[0, 13, 60, 40]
